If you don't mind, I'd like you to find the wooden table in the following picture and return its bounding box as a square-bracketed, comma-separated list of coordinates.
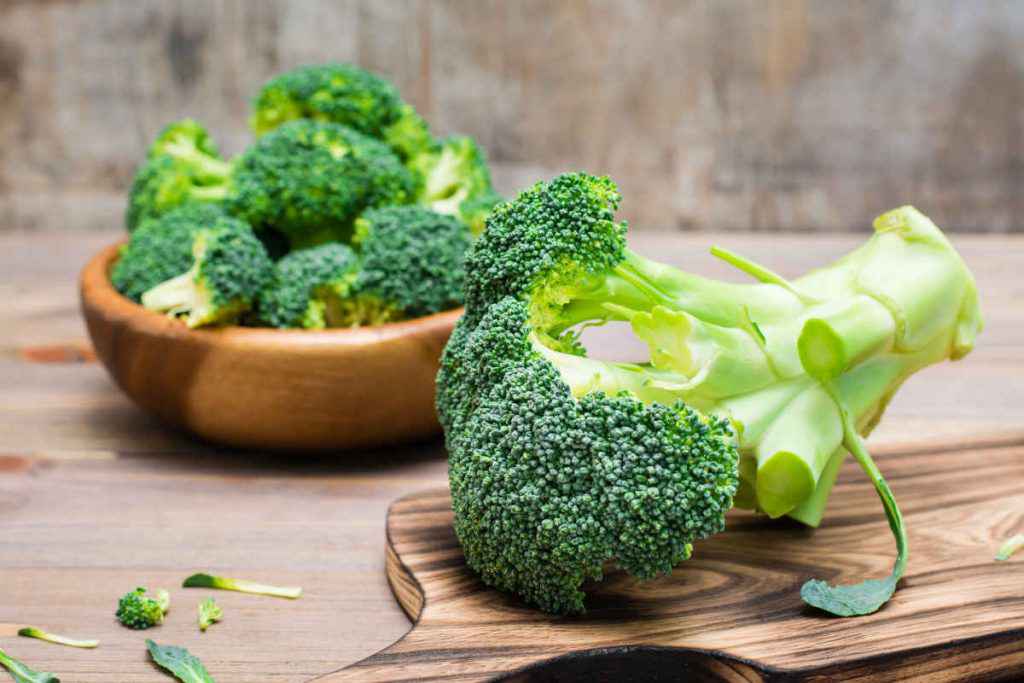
[1, 230, 1021, 682]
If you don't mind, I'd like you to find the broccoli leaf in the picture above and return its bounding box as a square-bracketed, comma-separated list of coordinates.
[146, 641, 214, 683]
[0, 648, 59, 683]
[996, 534, 1024, 561]
[800, 383, 908, 617]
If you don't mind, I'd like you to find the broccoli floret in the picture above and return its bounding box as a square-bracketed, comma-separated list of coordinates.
[258, 243, 360, 329]
[125, 120, 232, 231]
[438, 173, 981, 615]
[250, 64, 434, 163]
[111, 203, 228, 302]
[410, 136, 496, 226]
[342, 206, 471, 323]
[141, 216, 274, 328]
[116, 587, 170, 629]
[197, 598, 223, 632]
[250, 63, 404, 140]
[228, 120, 415, 248]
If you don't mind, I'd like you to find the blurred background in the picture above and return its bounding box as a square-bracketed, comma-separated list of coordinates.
[1, 0, 1021, 234]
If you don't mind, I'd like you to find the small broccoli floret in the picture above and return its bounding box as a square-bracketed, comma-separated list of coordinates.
[116, 587, 170, 629]
[410, 136, 496, 225]
[250, 63, 405, 140]
[228, 120, 415, 248]
[125, 120, 232, 230]
[141, 216, 273, 328]
[112, 203, 228, 302]
[258, 243, 360, 329]
[342, 206, 471, 323]
[439, 173, 981, 614]
[197, 598, 223, 632]
[382, 103, 435, 162]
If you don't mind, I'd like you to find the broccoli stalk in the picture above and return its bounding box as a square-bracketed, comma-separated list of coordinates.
[183, 573, 301, 599]
[996, 535, 1024, 561]
[17, 627, 98, 649]
[437, 173, 981, 615]
[0, 648, 58, 683]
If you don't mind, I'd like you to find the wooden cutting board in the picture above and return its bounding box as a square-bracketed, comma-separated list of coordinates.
[323, 435, 1024, 682]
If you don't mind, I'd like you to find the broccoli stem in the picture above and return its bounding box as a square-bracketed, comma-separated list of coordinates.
[18, 627, 99, 649]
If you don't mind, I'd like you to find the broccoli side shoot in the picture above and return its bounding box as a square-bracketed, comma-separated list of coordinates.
[125, 120, 232, 231]
[141, 216, 274, 328]
[197, 598, 223, 632]
[343, 206, 472, 323]
[111, 203, 227, 302]
[409, 136, 497, 230]
[228, 120, 415, 249]
[438, 172, 981, 615]
[258, 243, 360, 329]
[116, 587, 170, 629]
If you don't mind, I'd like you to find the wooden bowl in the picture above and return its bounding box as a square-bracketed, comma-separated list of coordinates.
[79, 242, 462, 451]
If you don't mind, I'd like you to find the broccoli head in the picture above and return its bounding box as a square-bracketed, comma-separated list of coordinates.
[258, 243, 360, 329]
[141, 215, 274, 328]
[456, 188, 505, 236]
[125, 120, 232, 230]
[438, 173, 981, 614]
[228, 120, 415, 248]
[343, 205, 471, 323]
[112, 203, 227, 302]
[250, 63, 404, 139]
[116, 587, 170, 629]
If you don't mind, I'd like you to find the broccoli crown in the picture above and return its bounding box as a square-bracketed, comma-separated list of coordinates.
[258, 242, 360, 329]
[141, 216, 274, 328]
[438, 173, 982, 613]
[112, 203, 227, 302]
[439, 297, 738, 614]
[250, 63, 404, 139]
[352, 205, 471, 318]
[116, 587, 168, 630]
[227, 120, 415, 247]
[126, 120, 231, 231]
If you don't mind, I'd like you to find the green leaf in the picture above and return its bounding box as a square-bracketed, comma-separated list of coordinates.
[800, 382, 908, 617]
[996, 534, 1024, 561]
[0, 648, 59, 683]
[146, 641, 214, 683]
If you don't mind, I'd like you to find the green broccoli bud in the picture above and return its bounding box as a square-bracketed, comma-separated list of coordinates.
[111, 203, 228, 303]
[438, 173, 981, 615]
[409, 136, 495, 226]
[17, 627, 98, 649]
[258, 243, 360, 329]
[250, 63, 405, 140]
[197, 598, 223, 632]
[116, 587, 170, 629]
[345, 205, 471, 322]
[182, 573, 301, 599]
[228, 120, 415, 249]
[141, 216, 273, 328]
[125, 120, 232, 231]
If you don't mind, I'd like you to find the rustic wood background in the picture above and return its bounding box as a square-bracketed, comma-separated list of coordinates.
[1, 0, 1022, 234]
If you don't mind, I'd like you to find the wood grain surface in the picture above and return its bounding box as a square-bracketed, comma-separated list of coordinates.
[2, 1, 1023, 234]
[79, 242, 460, 451]
[329, 433, 1024, 682]
[1, 230, 1021, 681]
